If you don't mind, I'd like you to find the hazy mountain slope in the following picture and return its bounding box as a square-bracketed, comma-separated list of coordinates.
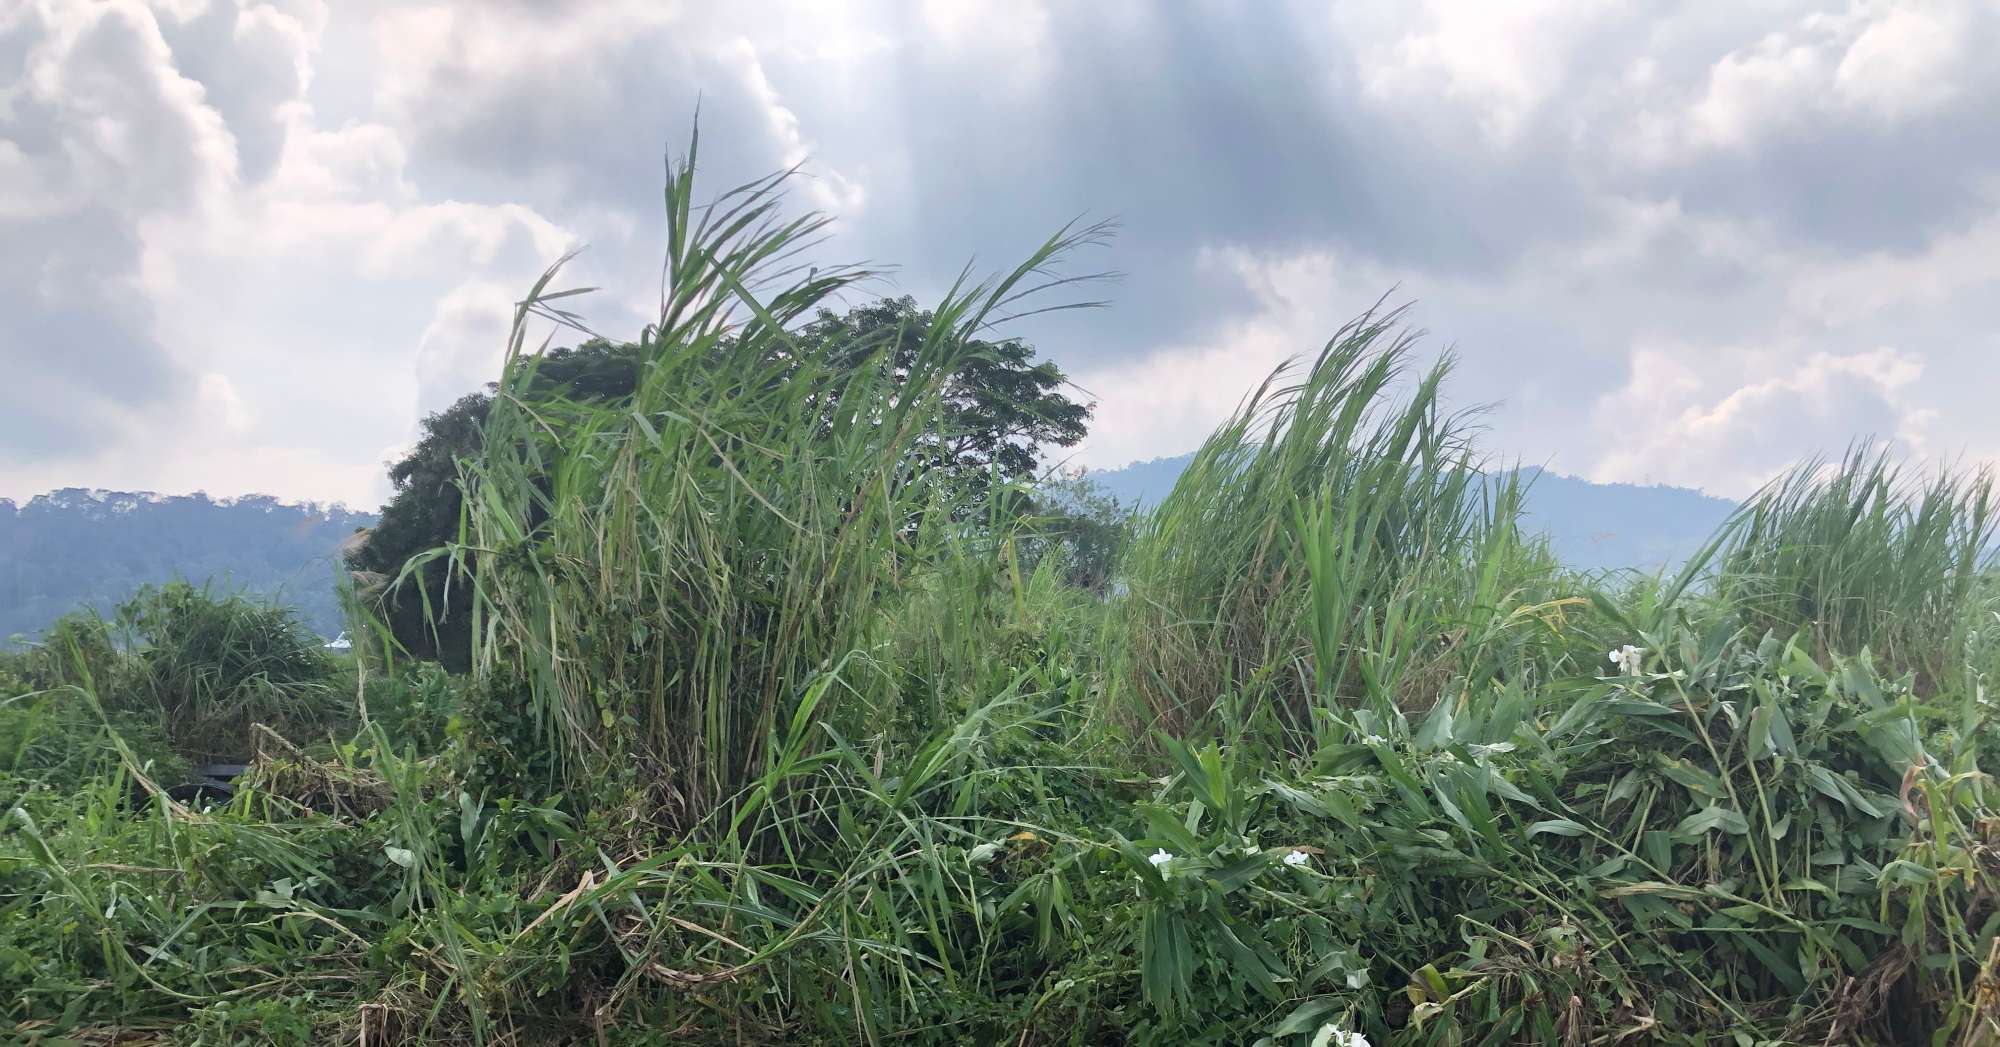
[1085, 454, 1738, 572]
[0, 458, 1739, 648]
[0, 489, 375, 644]
[1509, 467, 1737, 572]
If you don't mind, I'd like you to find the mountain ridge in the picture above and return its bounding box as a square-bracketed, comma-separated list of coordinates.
[1, 488, 376, 645]
[1082, 454, 1740, 572]
[0, 462, 1742, 647]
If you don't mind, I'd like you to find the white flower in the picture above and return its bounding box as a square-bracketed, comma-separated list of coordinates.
[1147, 848, 1174, 873]
[1310, 1024, 1371, 1047]
[1282, 849, 1310, 867]
[1608, 644, 1645, 675]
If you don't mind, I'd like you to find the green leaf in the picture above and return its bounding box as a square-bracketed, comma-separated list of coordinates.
[1271, 998, 1344, 1037]
[1658, 757, 1726, 800]
[1747, 707, 1772, 757]
[1141, 806, 1204, 854]
[1643, 830, 1674, 871]
[1803, 765, 1890, 818]
[1878, 860, 1937, 886]
[1673, 805, 1749, 839]
[1587, 855, 1629, 877]
[1206, 852, 1271, 894]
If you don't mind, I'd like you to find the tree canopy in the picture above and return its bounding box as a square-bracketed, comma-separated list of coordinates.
[345, 340, 643, 669]
[797, 297, 1091, 487]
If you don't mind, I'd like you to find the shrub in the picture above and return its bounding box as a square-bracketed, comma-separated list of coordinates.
[112, 582, 342, 760]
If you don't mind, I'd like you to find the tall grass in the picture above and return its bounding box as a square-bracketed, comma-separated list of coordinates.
[449, 134, 1107, 826]
[1721, 442, 1995, 685]
[1111, 308, 1559, 748]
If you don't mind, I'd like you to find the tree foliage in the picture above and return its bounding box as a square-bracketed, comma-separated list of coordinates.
[797, 295, 1091, 489]
[345, 342, 644, 669]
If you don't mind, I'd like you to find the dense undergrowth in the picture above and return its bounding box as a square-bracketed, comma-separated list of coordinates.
[4, 143, 1999, 1045]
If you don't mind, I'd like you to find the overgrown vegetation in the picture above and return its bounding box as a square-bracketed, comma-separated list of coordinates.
[348, 292, 1094, 672]
[4, 138, 1997, 1046]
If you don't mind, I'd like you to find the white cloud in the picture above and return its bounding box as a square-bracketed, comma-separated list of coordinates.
[1341, 0, 1621, 141]
[1588, 345, 1930, 495]
[198, 371, 252, 431]
[0, 0, 586, 507]
[28, 0, 242, 212]
[1835, 3, 1967, 118]
[414, 280, 516, 416]
[1, 0, 242, 464]
[7, 0, 2000, 515]
[1652, 1, 1988, 157]
[722, 37, 866, 213]
[1783, 202, 2000, 324]
[1073, 246, 1410, 469]
[1687, 30, 1828, 148]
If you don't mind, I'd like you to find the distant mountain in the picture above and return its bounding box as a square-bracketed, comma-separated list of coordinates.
[1508, 467, 1738, 572]
[1083, 454, 1739, 572]
[0, 489, 376, 645]
[1083, 455, 1196, 509]
[0, 459, 1736, 648]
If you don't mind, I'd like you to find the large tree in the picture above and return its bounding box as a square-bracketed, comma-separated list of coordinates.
[348, 298, 1092, 668]
[346, 341, 643, 669]
[797, 297, 1090, 489]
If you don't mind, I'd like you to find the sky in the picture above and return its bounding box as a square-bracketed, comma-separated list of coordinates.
[5, 0, 1999, 510]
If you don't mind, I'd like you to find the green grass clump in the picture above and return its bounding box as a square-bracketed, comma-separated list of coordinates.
[0, 581, 340, 809]
[1111, 308, 1565, 751]
[111, 582, 344, 761]
[448, 136, 1109, 829]
[1720, 442, 1995, 686]
[2, 137, 1996, 1046]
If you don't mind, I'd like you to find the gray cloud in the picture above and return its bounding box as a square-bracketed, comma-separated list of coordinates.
[0, 1, 219, 462]
[6, 0, 2000, 504]
[151, 0, 316, 185]
[361, 3, 1622, 364]
[0, 210, 193, 457]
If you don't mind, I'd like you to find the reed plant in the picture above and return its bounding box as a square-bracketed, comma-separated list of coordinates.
[444, 133, 1108, 827]
[1720, 442, 1995, 686]
[1111, 308, 1562, 751]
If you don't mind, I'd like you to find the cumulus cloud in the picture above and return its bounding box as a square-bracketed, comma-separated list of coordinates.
[149, 0, 321, 182]
[1588, 346, 1933, 494]
[0, 0, 231, 462]
[2, 0, 577, 505]
[5, 0, 2000, 509]
[414, 280, 518, 415]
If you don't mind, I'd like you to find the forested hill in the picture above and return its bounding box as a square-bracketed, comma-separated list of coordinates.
[1086, 456, 1739, 572]
[0, 461, 1739, 646]
[0, 489, 375, 644]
